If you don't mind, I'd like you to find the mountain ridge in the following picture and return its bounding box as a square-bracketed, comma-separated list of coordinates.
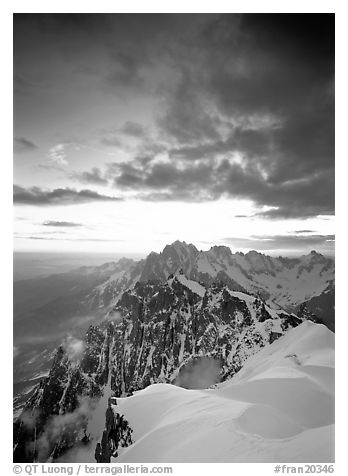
[14, 276, 321, 462]
[13, 240, 334, 463]
[14, 241, 335, 408]
[88, 240, 334, 313]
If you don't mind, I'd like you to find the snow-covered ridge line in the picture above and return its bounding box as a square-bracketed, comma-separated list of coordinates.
[113, 322, 334, 463]
[85, 240, 334, 315]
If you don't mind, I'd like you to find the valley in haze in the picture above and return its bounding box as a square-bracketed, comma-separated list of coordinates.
[13, 251, 145, 281]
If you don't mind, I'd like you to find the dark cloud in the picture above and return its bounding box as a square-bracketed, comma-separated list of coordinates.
[202, 14, 334, 114]
[14, 137, 37, 153]
[156, 14, 334, 218]
[112, 160, 217, 201]
[220, 163, 334, 219]
[14, 14, 111, 63]
[42, 221, 82, 227]
[107, 52, 145, 90]
[241, 14, 334, 75]
[120, 121, 146, 138]
[109, 156, 334, 218]
[256, 203, 333, 220]
[100, 136, 123, 148]
[38, 163, 65, 172]
[14, 14, 334, 219]
[157, 75, 221, 145]
[222, 234, 335, 251]
[32, 231, 67, 235]
[14, 185, 122, 206]
[72, 167, 108, 185]
[168, 125, 277, 162]
[99, 122, 146, 149]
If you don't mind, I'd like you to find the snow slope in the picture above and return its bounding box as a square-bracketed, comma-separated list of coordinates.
[113, 321, 334, 463]
[169, 274, 206, 298]
[196, 248, 334, 309]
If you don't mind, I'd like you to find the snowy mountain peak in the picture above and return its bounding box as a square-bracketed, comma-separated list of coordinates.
[308, 250, 327, 262]
[163, 240, 199, 259]
[84, 241, 334, 315]
[207, 245, 233, 260]
[246, 249, 264, 257]
[171, 239, 197, 250]
[78, 241, 334, 322]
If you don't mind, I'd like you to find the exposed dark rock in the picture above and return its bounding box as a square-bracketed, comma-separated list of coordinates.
[297, 285, 335, 331]
[97, 398, 133, 462]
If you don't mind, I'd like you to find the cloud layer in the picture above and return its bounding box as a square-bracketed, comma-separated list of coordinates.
[43, 220, 82, 227]
[14, 185, 122, 206]
[222, 234, 335, 251]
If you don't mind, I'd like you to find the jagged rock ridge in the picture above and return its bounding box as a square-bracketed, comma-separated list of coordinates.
[88, 241, 334, 313]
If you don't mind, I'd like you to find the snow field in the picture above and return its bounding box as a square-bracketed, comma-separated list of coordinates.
[112, 322, 334, 462]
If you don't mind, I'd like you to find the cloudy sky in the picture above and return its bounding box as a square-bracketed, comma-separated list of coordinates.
[13, 13, 334, 256]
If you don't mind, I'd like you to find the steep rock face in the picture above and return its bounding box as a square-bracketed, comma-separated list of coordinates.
[108, 277, 311, 396]
[96, 401, 133, 462]
[297, 284, 335, 331]
[13, 325, 114, 462]
[137, 241, 199, 283]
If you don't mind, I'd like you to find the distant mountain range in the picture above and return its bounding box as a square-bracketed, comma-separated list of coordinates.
[15, 241, 333, 323]
[88, 240, 334, 313]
